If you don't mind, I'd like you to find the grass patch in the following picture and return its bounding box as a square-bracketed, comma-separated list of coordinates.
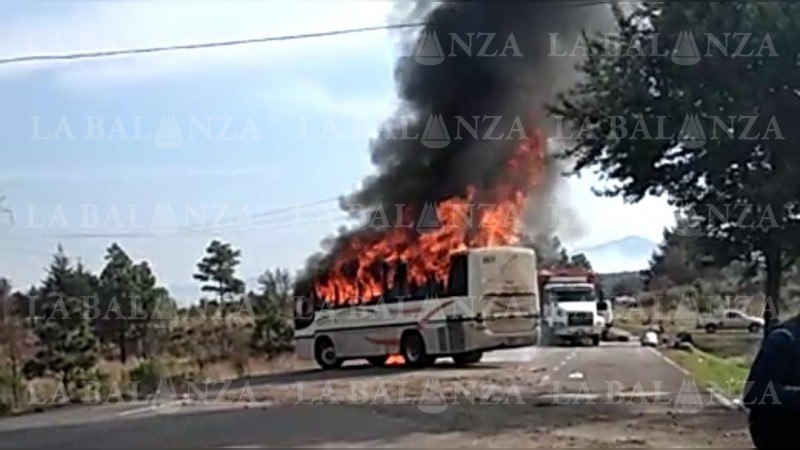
[692, 333, 760, 362]
[665, 348, 750, 399]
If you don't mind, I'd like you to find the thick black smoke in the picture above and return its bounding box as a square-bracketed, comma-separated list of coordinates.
[295, 2, 614, 294]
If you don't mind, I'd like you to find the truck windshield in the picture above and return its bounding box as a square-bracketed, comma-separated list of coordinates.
[547, 288, 596, 302]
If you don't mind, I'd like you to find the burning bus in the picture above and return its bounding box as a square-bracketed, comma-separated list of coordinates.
[292, 127, 548, 370]
[289, 1, 604, 370]
[294, 246, 539, 369]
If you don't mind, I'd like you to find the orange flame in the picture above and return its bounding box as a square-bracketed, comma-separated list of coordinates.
[385, 355, 405, 365]
[315, 128, 547, 304]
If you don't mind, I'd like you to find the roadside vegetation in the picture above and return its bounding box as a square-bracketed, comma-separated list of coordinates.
[665, 348, 750, 400]
[0, 239, 297, 416]
[559, 4, 800, 397]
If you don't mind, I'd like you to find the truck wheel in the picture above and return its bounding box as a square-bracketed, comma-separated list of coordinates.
[705, 323, 718, 334]
[401, 331, 433, 368]
[590, 335, 601, 347]
[748, 323, 762, 334]
[314, 337, 342, 370]
[367, 356, 388, 367]
[452, 351, 483, 366]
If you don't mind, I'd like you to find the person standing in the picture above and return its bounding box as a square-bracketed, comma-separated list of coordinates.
[744, 315, 800, 448]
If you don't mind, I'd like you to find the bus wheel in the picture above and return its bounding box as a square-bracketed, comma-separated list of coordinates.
[314, 337, 342, 370]
[367, 356, 388, 367]
[452, 351, 483, 366]
[401, 331, 433, 368]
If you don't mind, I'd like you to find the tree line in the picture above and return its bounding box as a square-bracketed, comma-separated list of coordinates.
[551, 2, 800, 332]
[0, 239, 293, 409]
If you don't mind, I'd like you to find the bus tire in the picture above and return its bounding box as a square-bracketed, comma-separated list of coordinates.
[367, 356, 388, 367]
[314, 336, 342, 370]
[452, 351, 483, 366]
[401, 331, 433, 368]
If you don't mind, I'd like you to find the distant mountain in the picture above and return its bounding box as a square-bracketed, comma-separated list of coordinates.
[574, 235, 658, 273]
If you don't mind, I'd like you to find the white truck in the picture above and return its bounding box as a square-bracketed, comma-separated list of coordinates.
[538, 269, 606, 346]
[597, 299, 613, 328]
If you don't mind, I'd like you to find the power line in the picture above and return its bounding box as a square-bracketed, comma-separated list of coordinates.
[0, 22, 427, 67]
[0, 1, 619, 68]
[0, 196, 346, 241]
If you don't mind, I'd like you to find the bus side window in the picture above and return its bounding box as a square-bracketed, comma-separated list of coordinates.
[447, 253, 468, 297]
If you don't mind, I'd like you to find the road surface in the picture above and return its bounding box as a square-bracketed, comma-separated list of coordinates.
[0, 342, 751, 448]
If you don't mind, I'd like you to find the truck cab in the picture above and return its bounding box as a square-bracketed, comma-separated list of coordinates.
[539, 269, 605, 346]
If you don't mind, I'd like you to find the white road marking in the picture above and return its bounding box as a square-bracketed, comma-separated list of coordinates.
[707, 387, 744, 411]
[117, 404, 165, 417]
[611, 391, 672, 400]
[116, 400, 274, 417]
[647, 347, 690, 376]
[567, 371, 584, 380]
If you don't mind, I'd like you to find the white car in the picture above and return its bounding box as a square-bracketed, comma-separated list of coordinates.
[697, 309, 764, 333]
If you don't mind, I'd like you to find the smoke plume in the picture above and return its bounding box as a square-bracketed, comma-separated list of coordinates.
[295, 2, 614, 294]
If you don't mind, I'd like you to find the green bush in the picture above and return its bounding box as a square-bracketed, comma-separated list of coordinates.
[129, 360, 165, 396]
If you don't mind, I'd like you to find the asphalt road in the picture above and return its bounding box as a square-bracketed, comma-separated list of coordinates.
[0, 342, 751, 448]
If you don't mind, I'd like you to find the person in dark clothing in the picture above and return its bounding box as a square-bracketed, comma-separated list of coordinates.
[744, 315, 800, 448]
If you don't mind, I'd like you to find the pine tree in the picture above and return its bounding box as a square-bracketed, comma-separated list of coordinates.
[25, 247, 99, 400]
[98, 243, 135, 363]
[251, 269, 293, 356]
[194, 240, 245, 309]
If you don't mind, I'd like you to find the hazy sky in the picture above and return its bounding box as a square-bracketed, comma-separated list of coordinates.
[0, 1, 675, 302]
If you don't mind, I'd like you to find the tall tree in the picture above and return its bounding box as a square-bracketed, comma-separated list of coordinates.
[98, 243, 135, 363]
[523, 233, 570, 268]
[643, 225, 703, 289]
[550, 2, 800, 332]
[251, 269, 293, 356]
[569, 253, 592, 270]
[25, 247, 99, 400]
[130, 262, 175, 359]
[194, 240, 245, 307]
[0, 278, 33, 410]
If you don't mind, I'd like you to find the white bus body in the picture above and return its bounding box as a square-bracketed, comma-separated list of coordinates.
[294, 246, 539, 369]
